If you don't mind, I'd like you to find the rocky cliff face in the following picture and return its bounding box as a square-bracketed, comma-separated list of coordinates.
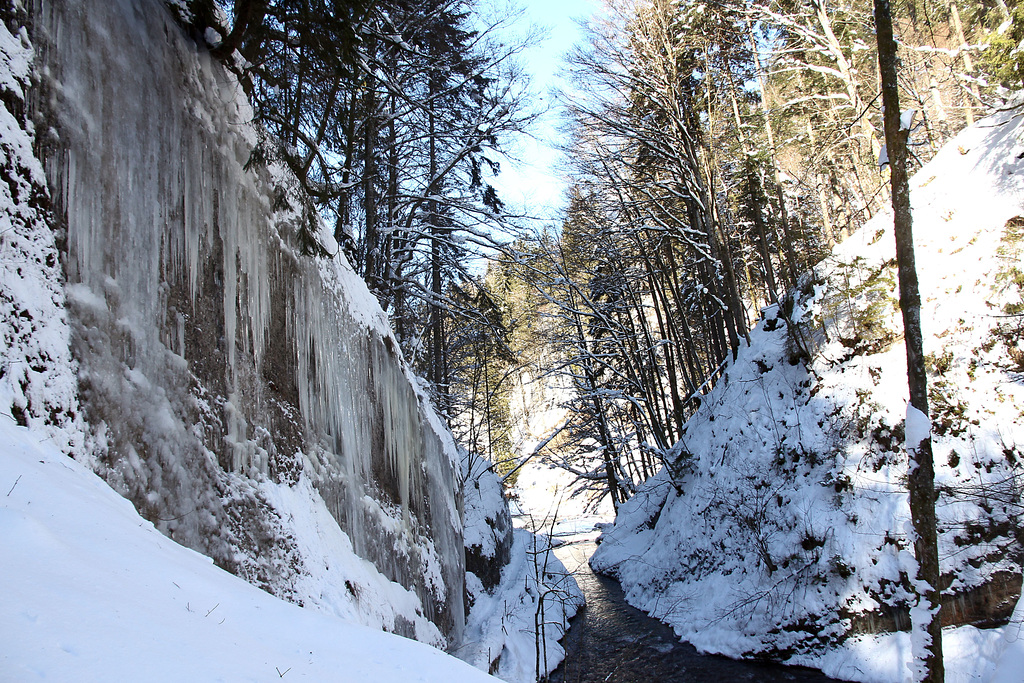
[30, 0, 465, 645]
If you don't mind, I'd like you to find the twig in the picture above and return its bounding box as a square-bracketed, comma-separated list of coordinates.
[846, 91, 882, 131]
[276, 667, 291, 678]
[205, 603, 219, 617]
[155, 508, 197, 522]
[7, 474, 21, 496]
[502, 421, 569, 482]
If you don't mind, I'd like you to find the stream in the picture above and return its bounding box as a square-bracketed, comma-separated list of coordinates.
[550, 539, 846, 683]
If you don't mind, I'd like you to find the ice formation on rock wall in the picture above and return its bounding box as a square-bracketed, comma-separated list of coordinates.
[31, 0, 464, 644]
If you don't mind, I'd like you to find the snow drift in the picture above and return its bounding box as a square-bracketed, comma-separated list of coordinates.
[591, 104, 1024, 681]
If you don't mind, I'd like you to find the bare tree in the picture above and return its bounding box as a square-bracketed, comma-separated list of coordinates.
[874, 0, 943, 679]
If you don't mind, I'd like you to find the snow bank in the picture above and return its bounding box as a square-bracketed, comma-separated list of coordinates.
[591, 104, 1024, 682]
[459, 454, 584, 682]
[0, 416, 496, 682]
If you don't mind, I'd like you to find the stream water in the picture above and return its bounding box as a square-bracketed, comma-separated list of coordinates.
[550, 539, 846, 683]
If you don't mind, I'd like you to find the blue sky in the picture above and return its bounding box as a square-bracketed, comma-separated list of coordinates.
[486, 0, 597, 222]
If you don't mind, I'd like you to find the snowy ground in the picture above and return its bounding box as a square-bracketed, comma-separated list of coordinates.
[591, 105, 1024, 682]
[512, 456, 614, 536]
[0, 417, 498, 682]
[459, 455, 584, 683]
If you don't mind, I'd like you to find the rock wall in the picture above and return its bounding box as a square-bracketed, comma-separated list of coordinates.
[30, 0, 465, 644]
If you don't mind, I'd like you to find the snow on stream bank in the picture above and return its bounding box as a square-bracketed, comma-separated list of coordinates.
[460, 455, 584, 682]
[591, 104, 1024, 682]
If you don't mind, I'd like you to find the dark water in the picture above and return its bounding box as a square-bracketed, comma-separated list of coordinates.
[550, 541, 847, 683]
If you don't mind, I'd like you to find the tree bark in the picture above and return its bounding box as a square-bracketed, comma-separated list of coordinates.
[874, 1, 944, 680]
[209, 0, 266, 60]
[948, 0, 979, 125]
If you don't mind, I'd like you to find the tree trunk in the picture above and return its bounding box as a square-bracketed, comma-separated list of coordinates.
[948, 0, 979, 125]
[814, 0, 880, 159]
[363, 88, 380, 287]
[209, 0, 266, 60]
[427, 83, 448, 408]
[875, 1, 944, 680]
[335, 92, 359, 260]
[726, 69, 779, 304]
[380, 91, 399, 314]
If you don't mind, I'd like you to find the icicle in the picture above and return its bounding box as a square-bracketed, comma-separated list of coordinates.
[38, 0, 464, 644]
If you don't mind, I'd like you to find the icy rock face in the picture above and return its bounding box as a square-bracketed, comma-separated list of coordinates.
[31, 0, 464, 643]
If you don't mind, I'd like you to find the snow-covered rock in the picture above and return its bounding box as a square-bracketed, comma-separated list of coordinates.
[0, 8, 81, 454]
[459, 453, 584, 682]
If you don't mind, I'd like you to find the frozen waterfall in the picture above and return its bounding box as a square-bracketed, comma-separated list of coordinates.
[31, 0, 465, 644]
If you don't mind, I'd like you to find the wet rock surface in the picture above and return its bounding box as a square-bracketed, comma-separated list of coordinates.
[551, 541, 846, 683]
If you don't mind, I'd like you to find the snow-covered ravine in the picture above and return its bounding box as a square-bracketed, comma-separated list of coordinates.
[509, 458, 838, 682]
[508, 465, 836, 681]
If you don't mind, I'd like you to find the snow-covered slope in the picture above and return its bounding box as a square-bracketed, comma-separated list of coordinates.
[591, 105, 1024, 682]
[0, 417, 497, 682]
